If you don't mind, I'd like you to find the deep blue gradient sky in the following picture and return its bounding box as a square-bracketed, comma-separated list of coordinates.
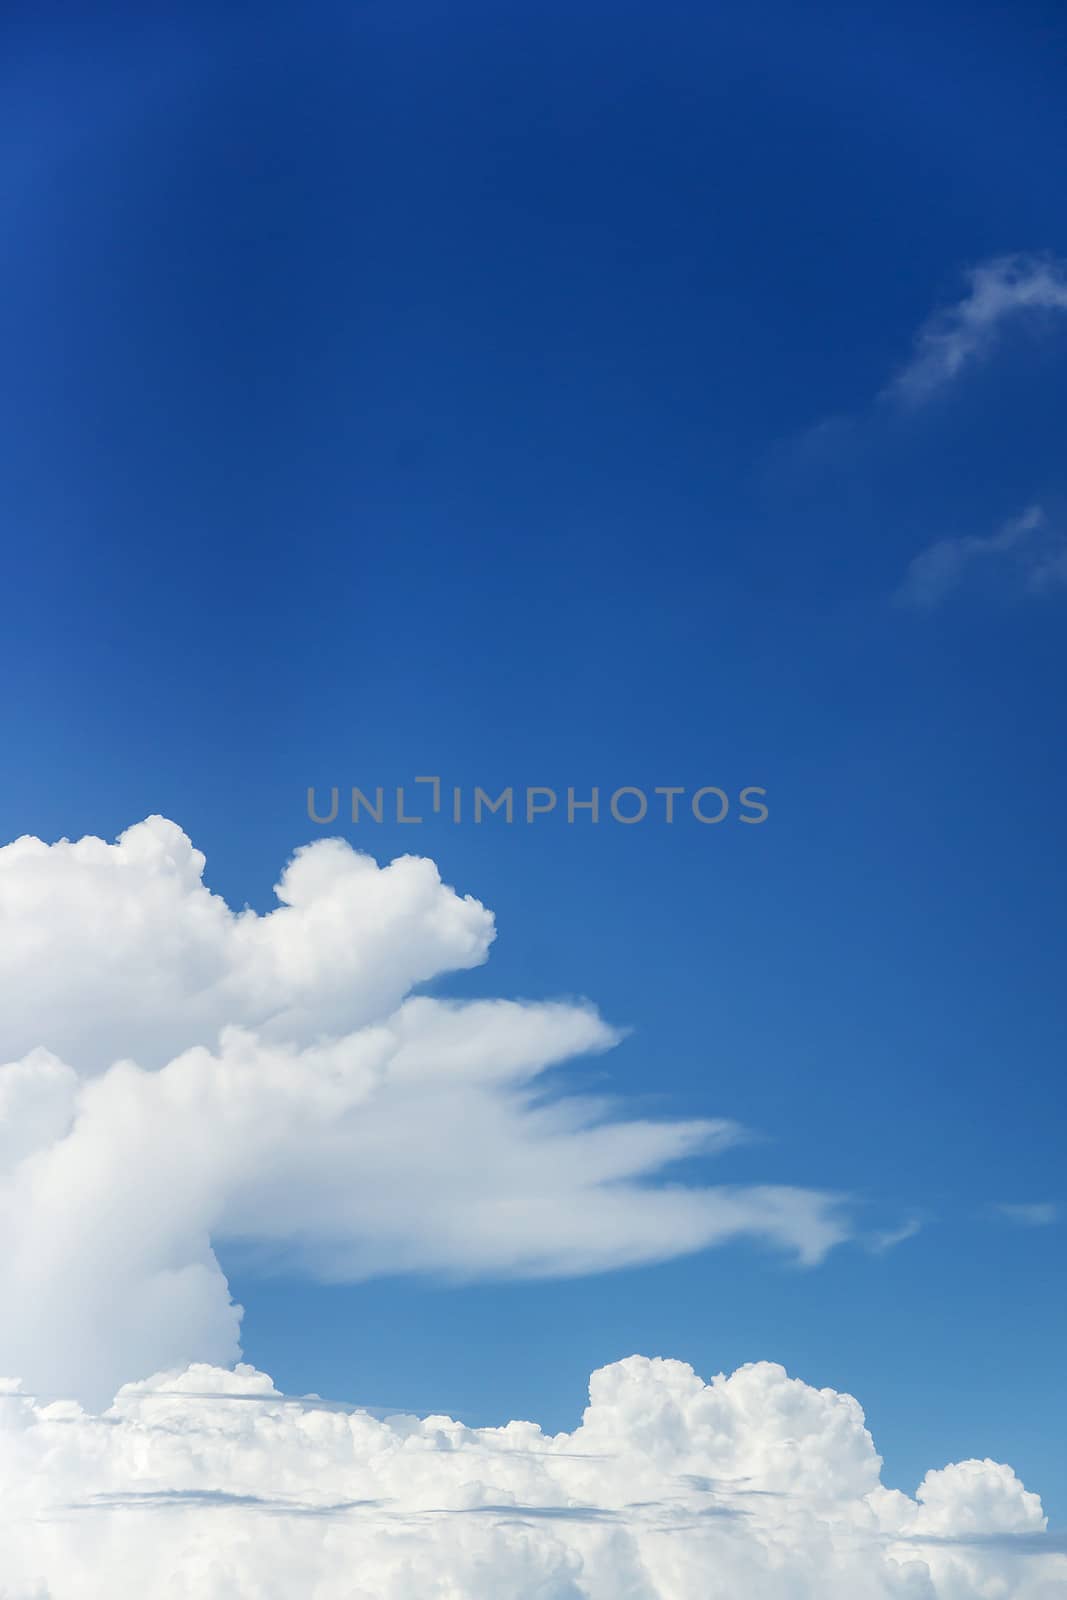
[2, 0, 1065, 1515]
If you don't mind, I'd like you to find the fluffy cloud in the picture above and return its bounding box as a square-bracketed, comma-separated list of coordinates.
[896, 504, 1067, 609]
[0, 818, 1056, 1595]
[0, 818, 850, 1405]
[0, 816, 495, 1071]
[0, 1355, 1060, 1599]
[887, 252, 1067, 403]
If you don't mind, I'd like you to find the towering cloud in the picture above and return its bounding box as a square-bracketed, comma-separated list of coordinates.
[0, 818, 1058, 1595]
[0, 816, 496, 1072]
[0, 819, 848, 1404]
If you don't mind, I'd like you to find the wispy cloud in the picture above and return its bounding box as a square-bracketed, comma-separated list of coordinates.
[896, 504, 1067, 609]
[994, 1203, 1059, 1227]
[867, 1217, 923, 1254]
[887, 253, 1067, 403]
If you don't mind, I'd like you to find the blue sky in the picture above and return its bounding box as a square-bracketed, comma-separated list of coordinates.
[2, 0, 1065, 1523]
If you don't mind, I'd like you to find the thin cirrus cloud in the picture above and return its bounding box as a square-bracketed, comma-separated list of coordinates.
[0, 1355, 1061, 1598]
[885, 252, 1067, 404]
[895, 504, 1067, 610]
[883, 257, 1067, 610]
[775, 252, 1067, 608]
[0, 817, 853, 1407]
[994, 1203, 1059, 1227]
[867, 1216, 923, 1254]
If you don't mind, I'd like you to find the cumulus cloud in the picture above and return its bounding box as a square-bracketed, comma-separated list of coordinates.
[887, 252, 1067, 403]
[895, 504, 1067, 609]
[0, 1354, 1060, 1599]
[0, 818, 851, 1405]
[0, 815, 495, 1071]
[0, 818, 1055, 1594]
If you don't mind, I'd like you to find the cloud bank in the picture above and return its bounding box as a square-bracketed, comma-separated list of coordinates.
[0, 817, 849, 1405]
[1, 1355, 1061, 1599]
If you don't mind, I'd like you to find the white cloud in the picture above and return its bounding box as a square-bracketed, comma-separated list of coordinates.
[0, 818, 1056, 1593]
[867, 1217, 923, 1254]
[0, 1354, 1060, 1599]
[995, 1203, 1059, 1227]
[887, 252, 1067, 403]
[896, 504, 1067, 609]
[0, 815, 495, 1072]
[0, 818, 851, 1406]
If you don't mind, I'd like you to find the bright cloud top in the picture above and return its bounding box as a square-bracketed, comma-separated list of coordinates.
[0, 818, 849, 1405]
[1, 1355, 1060, 1599]
[0, 815, 495, 1071]
[888, 252, 1067, 403]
